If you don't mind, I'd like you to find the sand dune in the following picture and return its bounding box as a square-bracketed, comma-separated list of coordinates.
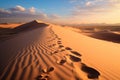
[0, 21, 120, 80]
[52, 25, 120, 80]
[13, 20, 48, 33]
[0, 23, 21, 28]
[87, 31, 120, 43]
[0, 20, 48, 42]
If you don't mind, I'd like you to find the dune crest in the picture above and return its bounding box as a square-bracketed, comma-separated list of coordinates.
[13, 20, 48, 33]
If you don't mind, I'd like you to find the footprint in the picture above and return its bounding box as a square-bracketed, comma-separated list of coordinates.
[52, 44, 56, 46]
[35, 75, 43, 80]
[57, 41, 61, 42]
[57, 41, 62, 44]
[47, 67, 54, 73]
[57, 59, 66, 65]
[48, 45, 52, 47]
[53, 50, 59, 54]
[69, 55, 81, 62]
[49, 52, 53, 55]
[42, 67, 54, 73]
[81, 63, 100, 79]
[60, 49, 65, 52]
[58, 38, 61, 40]
[70, 51, 82, 57]
[35, 74, 49, 80]
[58, 45, 64, 48]
[65, 47, 72, 50]
[57, 42, 62, 44]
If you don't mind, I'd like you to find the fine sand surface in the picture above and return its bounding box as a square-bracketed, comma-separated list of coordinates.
[52, 25, 120, 80]
[0, 21, 120, 80]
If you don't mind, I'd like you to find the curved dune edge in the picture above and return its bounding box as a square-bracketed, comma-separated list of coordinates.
[52, 24, 120, 80]
[0, 23, 120, 80]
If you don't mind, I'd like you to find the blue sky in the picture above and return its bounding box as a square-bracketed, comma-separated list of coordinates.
[0, 0, 120, 24]
[0, 0, 71, 14]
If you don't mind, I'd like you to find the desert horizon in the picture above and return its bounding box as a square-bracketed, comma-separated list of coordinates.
[1, 0, 120, 80]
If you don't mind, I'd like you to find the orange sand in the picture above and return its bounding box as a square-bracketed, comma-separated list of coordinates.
[0, 20, 120, 80]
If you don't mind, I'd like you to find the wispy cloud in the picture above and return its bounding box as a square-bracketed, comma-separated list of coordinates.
[0, 5, 46, 23]
[85, 1, 93, 6]
[9, 5, 26, 12]
[0, 8, 11, 14]
[0, 5, 61, 23]
[71, 0, 120, 16]
[62, 0, 120, 24]
[0, 0, 120, 24]
[29, 7, 36, 14]
[48, 14, 61, 19]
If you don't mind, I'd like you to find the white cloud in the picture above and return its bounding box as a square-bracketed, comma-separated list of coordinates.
[85, 1, 92, 6]
[16, 5, 26, 11]
[29, 7, 36, 13]
[0, 6, 49, 22]
[0, 8, 11, 14]
[10, 5, 26, 12]
[71, 0, 120, 16]
[0, 4, 64, 23]
[65, 0, 120, 24]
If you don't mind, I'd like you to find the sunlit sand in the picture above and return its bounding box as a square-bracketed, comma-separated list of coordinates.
[0, 20, 120, 80]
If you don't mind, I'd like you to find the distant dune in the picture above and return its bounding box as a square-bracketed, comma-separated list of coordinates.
[0, 20, 120, 80]
[71, 27, 120, 43]
[89, 31, 120, 43]
[0, 23, 21, 28]
[0, 20, 48, 42]
[13, 20, 48, 33]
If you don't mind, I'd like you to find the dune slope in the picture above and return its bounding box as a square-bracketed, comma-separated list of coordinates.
[0, 22, 120, 80]
[0, 22, 96, 80]
[52, 25, 120, 80]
